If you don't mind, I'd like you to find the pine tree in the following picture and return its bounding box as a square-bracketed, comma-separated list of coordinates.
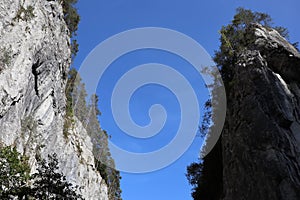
[214, 7, 288, 85]
[61, 0, 80, 59]
[65, 68, 122, 200]
[31, 153, 83, 199]
[0, 147, 82, 199]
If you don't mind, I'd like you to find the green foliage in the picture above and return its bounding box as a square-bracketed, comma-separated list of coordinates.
[0, 146, 30, 199]
[0, 146, 83, 199]
[95, 156, 122, 200]
[214, 7, 288, 84]
[75, 82, 88, 124]
[64, 68, 78, 139]
[14, 5, 35, 21]
[61, 0, 80, 38]
[63, 116, 74, 139]
[31, 153, 83, 199]
[95, 160, 108, 183]
[64, 68, 88, 139]
[187, 8, 290, 200]
[65, 68, 88, 123]
[65, 68, 78, 117]
[61, 0, 80, 59]
[187, 66, 224, 200]
[86, 94, 122, 200]
[71, 40, 79, 61]
[107, 168, 122, 200]
[198, 65, 225, 141]
[65, 68, 122, 200]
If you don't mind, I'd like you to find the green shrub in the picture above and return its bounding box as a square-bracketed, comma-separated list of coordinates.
[214, 7, 288, 85]
[187, 8, 290, 200]
[31, 153, 83, 199]
[0, 146, 83, 199]
[65, 68, 122, 200]
[0, 146, 30, 198]
[61, 0, 80, 59]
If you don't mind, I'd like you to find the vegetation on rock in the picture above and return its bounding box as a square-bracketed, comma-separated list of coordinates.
[0, 146, 82, 199]
[65, 68, 122, 200]
[0, 146, 30, 199]
[214, 7, 288, 85]
[62, 2, 121, 198]
[61, 0, 80, 60]
[186, 7, 290, 200]
[31, 153, 83, 199]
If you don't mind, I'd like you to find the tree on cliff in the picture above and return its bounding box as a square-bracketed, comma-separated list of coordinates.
[30, 153, 83, 199]
[61, 0, 80, 60]
[186, 8, 289, 200]
[87, 94, 122, 200]
[0, 146, 82, 199]
[214, 7, 288, 84]
[65, 68, 122, 200]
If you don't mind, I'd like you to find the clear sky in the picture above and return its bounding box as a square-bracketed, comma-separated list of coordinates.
[73, 1, 300, 199]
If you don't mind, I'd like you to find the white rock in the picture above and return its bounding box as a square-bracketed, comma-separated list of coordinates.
[0, 0, 109, 199]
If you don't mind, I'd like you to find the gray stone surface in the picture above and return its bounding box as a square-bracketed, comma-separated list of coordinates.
[222, 24, 300, 200]
[0, 0, 108, 199]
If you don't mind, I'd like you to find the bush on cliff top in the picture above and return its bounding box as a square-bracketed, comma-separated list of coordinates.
[187, 7, 290, 200]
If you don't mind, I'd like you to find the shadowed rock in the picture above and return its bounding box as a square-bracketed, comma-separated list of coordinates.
[221, 24, 300, 200]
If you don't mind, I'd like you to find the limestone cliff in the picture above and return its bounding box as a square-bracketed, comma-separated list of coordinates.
[0, 0, 108, 199]
[221, 24, 300, 199]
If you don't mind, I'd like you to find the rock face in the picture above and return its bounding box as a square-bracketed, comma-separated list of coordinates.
[0, 0, 108, 199]
[222, 24, 300, 200]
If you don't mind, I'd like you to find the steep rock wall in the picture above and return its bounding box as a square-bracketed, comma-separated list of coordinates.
[221, 24, 300, 200]
[0, 0, 108, 199]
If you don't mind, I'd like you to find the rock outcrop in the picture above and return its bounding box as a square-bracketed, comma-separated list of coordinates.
[0, 0, 108, 199]
[221, 24, 300, 200]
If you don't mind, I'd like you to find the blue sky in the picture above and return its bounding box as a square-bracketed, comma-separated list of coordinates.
[73, 0, 300, 199]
